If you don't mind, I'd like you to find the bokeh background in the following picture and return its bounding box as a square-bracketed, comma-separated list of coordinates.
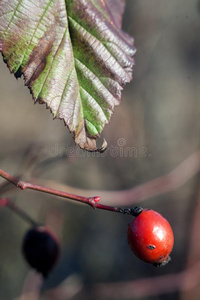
[0, 0, 200, 299]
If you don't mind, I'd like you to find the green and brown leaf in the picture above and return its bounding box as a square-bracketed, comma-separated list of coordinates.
[0, 0, 135, 151]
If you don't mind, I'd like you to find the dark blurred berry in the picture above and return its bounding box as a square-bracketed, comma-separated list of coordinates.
[22, 226, 60, 277]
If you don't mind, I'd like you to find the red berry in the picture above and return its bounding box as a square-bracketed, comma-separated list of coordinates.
[127, 209, 174, 266]
[22, 226, 60, 277]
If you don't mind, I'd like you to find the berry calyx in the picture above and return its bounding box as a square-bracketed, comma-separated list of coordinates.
[127, 209, 174, 266]
[22, 226, 60, 277]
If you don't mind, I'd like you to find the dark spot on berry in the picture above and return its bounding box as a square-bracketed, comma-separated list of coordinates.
[148, 245, 156, 250]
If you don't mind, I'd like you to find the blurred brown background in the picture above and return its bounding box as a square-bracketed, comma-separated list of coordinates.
[0, 0, 200, 299]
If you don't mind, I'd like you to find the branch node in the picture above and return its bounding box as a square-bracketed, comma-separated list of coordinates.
[17, 181, 26, 190]
[93, 196, 101, 203]
[89, 197, 98, 209]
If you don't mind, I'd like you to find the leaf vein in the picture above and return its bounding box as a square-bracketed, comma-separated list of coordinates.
[2, 0, 24, 38]
[36, 27, 68, 100]
[15, 0, 53, 72]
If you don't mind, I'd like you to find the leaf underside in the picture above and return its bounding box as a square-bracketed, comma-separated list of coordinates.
[0, 0, 135, 151]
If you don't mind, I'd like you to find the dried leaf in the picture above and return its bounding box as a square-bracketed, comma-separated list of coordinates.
[0, 0, 135, 151]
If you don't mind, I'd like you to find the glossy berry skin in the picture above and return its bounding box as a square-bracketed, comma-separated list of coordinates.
[22, 226, 60, 277]
[127, 209, 174, 266]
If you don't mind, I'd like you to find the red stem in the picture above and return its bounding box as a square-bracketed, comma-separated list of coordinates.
[0, 198, 38, 226]
[0, 168, 138, 215]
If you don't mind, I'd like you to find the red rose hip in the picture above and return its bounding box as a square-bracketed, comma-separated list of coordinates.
[127, 209, 174, 266]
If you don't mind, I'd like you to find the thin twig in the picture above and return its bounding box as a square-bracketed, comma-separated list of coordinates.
[78, 261, 200, 299]
[0, 168, 141, 216]
[1, 150, 199, 209]
[18, 271, 43, 300]
[0, 198, 38, 226]
[32, 150, 200, 206]
[179, 184, 200, 300]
